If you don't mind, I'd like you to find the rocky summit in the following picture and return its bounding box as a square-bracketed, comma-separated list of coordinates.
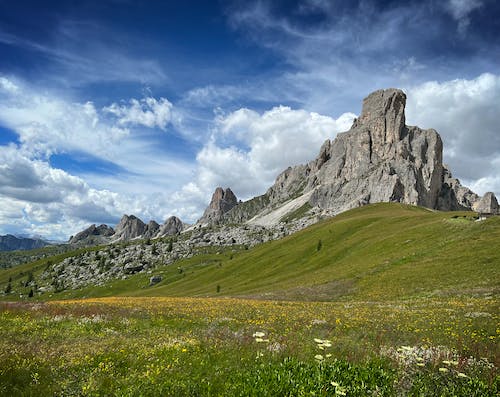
[158, 216, 184, 236]
[474, 192, 499, 215]
[113, 215, 147, 241]
[221, 88, 498, 225]
[197, 187, 238, 225]
[69, 224, 115, 245]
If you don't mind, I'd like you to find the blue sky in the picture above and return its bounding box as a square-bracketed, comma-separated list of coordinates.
[0, 0, 499, 240]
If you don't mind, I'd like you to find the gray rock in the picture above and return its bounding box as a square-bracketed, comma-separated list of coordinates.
[149, 275, 162, 285]
[69, 224, 114, 245]
[223, 88, 487, 224]
[438, 166, 480, 210]
[198, 187, 238, 225]
[143, 220, 160, 239]
[124, 263, 144, 274]
[113, 215, 146, 241]
[474, 192, 499, 214]
[157, 216, 184, 237]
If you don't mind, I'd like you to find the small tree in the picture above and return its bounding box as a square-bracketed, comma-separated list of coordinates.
[4, 283, 12, 294]
[167, 240, 173, 252]
[28, 288, 34, 298]
[316, 239, 322, 252]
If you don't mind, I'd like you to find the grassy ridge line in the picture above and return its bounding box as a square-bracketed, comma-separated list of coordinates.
[36, 203, 499, 302]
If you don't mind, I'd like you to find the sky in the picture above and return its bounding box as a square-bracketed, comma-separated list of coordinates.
[0, 0, 499, 240]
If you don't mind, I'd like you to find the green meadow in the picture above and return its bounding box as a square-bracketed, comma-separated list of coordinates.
[0, 204, 498, 395]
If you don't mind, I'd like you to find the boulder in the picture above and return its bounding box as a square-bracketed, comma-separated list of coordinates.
[149, 275, 162, 285]
[474, 192, 499, 214]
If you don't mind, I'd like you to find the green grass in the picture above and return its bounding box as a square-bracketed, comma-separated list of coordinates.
[0, 203, 498, 395]
[0, 297, 497, 396]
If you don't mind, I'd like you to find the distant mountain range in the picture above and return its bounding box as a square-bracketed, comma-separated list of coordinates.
[0, 234, 50, 251]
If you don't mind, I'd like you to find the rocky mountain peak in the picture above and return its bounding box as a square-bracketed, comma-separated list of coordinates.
[69, 224, 114, 244]
[222, 87, 497, 226]
[113, 214, 147, 241]
[198, 187, 238, 225]
[157, 216, 184, 236]
[143, 220, 160, 239]
[358, 89, 406, 134]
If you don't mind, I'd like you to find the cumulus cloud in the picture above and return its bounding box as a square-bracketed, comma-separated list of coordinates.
[103, 97, 174, 130]
[406, 73, 500, 196]
[0, 78, 129, 158]
[180, 106, 355, 204]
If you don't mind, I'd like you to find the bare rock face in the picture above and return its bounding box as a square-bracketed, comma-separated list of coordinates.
[113, 215, 146, 241]
[263, 89, 445, 213]
[438, 167, 480, 210]
[69, 224, 114, 244]
[143, 220, 160, 239]
[474, 192, 499, 214]
[198, 187, 238, 225]
[157, 216, 184, 236]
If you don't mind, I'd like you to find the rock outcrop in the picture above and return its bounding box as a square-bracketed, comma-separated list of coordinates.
[143, 221, 160, 239]
[69, 213, 188, 244]
[474, 192, 499, 214]
[157, 216, 184, 236]
[69, 224, 115, 245]
[113, 215, 147, 241]
[223, 88, 497, 224]
[198, 187, 238, 225]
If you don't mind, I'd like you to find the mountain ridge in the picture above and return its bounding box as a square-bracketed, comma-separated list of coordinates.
[67, 88, 498, 244]
[0, 234, 50, 252]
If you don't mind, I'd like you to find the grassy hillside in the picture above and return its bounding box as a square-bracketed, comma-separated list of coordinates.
[6, 203, 495, 301]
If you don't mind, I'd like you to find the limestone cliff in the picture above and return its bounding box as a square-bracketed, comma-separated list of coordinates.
[223, 88, 496, 224]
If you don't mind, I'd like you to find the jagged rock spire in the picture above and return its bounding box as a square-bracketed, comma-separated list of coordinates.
[197, 187, 238, 225]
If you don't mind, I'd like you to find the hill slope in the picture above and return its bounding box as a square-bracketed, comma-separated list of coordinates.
[8, 203, 496, 301]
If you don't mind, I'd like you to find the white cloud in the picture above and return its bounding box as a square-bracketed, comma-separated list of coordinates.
[0, 76, 19, 93]
[103, 97, 173, 130]
[406, 73, 500, 197]
[180, 106, 355, 205]
[0, 79, 130, 158]
[0, 145, 192, 240]
[0, 77, 197, 239]
[445, 0, 482, 33]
